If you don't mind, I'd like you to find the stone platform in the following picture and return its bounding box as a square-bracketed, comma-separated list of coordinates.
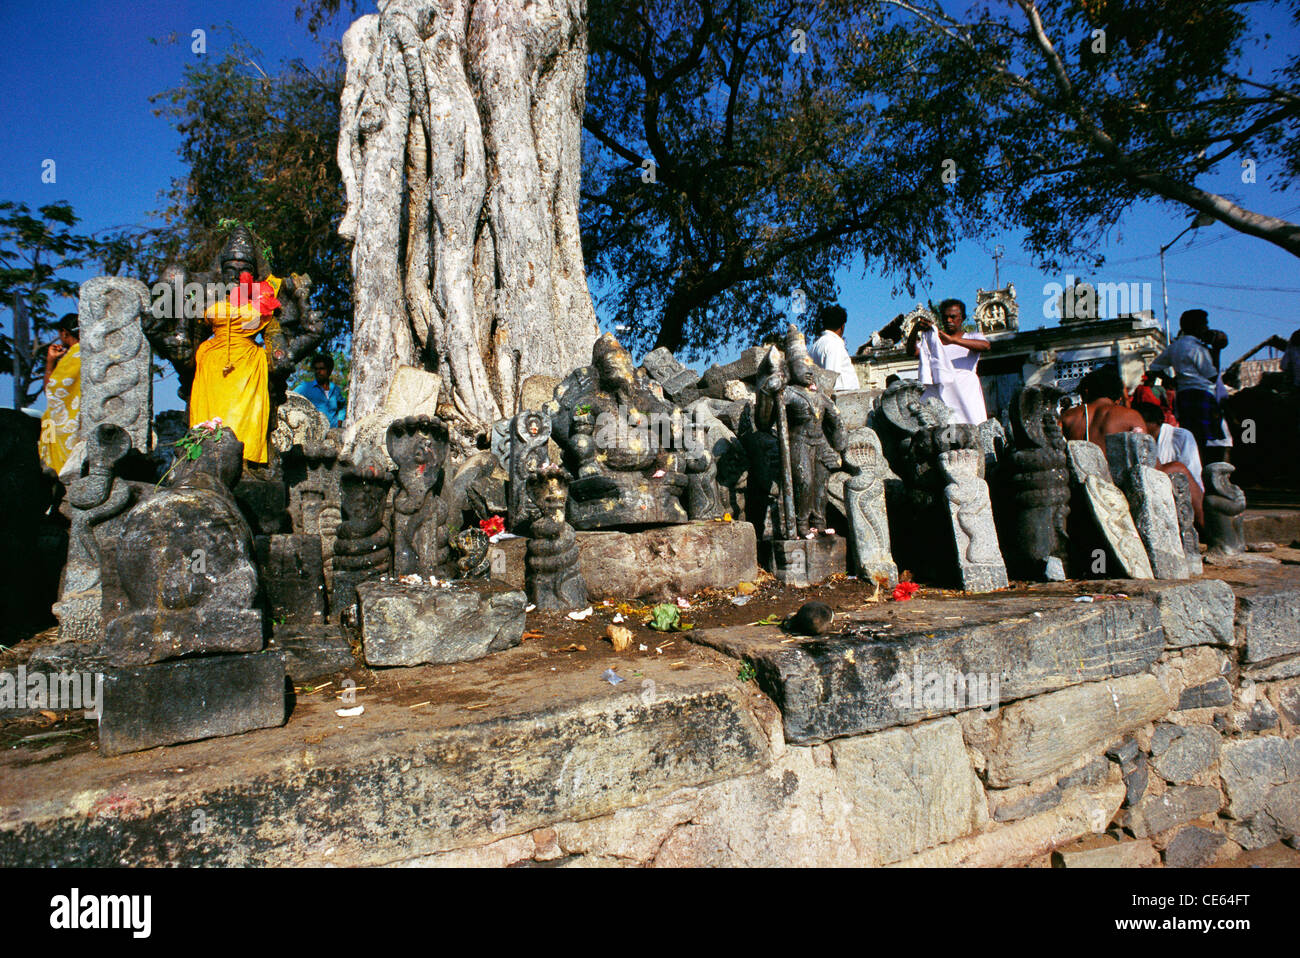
[3, 567, 1298, 867]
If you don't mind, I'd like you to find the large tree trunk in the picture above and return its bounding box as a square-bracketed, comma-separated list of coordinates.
[338, 0, 598, 432]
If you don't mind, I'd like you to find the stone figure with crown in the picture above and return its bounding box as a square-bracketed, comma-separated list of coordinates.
[545, 332, 717, 529]
[144, 223, 324, 468]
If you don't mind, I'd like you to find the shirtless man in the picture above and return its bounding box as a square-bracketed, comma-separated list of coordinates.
[1060, 366, 1147, 447]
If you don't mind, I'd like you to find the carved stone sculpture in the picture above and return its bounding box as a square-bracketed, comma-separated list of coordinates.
[754, 326, 847, 538]
[67, 277, 153, 480]
[1065, 440, 1154, 579]
[524, 465, 588, 611]
[1106, 432, 1189, 579]
[1168, 471, 1204, 575]
[272, 391, 330, 454]
[1008, 386, 1070, 580]
[546, 333, 713, 529]
[505, 409, 552, 532]
[103, 430, 263, 663]
[332, 449, 393, 617]
[1202, 461, 1246, 556]
[939, 447, 1009, 592]
[450, 527, 491, 579]
[842, 427, 897, 587]
[62, 423, 137, 596]
[386, 415, 451, 577]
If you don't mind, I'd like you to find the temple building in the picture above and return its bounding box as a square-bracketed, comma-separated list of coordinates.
[851, 282, 1168, 424]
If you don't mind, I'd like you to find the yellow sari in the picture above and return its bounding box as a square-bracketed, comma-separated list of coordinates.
[39, 343, 80, 473]
[191, 298, 272, 464]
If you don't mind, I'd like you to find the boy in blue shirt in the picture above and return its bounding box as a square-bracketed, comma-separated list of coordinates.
[295, 352, 345, 428]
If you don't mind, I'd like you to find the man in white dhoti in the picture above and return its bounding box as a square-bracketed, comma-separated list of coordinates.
[906, 298, 990, 424]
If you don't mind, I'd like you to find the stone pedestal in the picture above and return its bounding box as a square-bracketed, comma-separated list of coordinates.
[98, 651, 287, 756]
[268, 624, 355, 682]
[764, 535, 847, 587]
[357, 580, 527, 667]
[103, 608, 265, 666]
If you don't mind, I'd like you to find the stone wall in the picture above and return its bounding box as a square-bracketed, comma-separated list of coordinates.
[406, 577, 1300, 867]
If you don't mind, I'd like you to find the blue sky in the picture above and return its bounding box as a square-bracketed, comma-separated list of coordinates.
[2, 0, 1297, 413]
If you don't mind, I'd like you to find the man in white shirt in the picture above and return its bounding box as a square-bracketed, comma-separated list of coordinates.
[1136, 401, 1204, 525]
[808, 304, 860, 392]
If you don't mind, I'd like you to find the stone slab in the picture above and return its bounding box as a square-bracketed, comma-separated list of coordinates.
[1149, 724, 1220, 784]
[358, 579, 526, 667]
[267, 625, 356, 682]
[102, 607, 265, 667]
[577, 521, 758, 601]
[1148, 579, 1236, 649]
[1120, 785, 1221, 838]
[763, 535, 846, 587]
[1163, 825, 1229, 867]
[690, 592, 1165, 745]
[830, 716, 988, 864]
[98, 651, 287, 756]
[1237, 589, 1300, 664]
[1052, 837, 1160, 868]
[1219, 736, 1300, 819]
[982, 673, 1175, 787]
[0, 652, 767, 865]
[1178, 678, 1233, 711]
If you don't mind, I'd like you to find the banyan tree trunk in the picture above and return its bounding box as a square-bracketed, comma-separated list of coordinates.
[338, 0, 598, 431]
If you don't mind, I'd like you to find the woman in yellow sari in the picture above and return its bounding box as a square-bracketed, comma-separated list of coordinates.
[39, 314, 81, 473]
[190, 271, 281, 464]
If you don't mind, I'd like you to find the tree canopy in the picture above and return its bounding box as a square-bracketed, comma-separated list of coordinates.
[581, 0, 1006, 358]
[0, 201, 102, 406]
[125, 32, 351, 351]
[883, 0, 1300, 268]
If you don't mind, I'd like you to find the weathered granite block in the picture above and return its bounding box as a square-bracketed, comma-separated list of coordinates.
[1150, 579, 1236, 649]
[1219, 736, 1300, 819]
[831, 717, 988, 864]
[700, 347, 765, 387]
[1149, 724, 1220, 784]
[1053, 838, 1160, 868]
[764, 535, 846, 587]
[358, 580, 527, 667]
[1178, 678, 1233, 710]
[98, 651, 286, 756]
[256, 534, 327, 625]
[267, 624, 356, 682]
[1121, 785, 1221, 838]
[1163, 826, 1228, 867]
[983, 673, 1175, 787]
[1065, 440, 1153, 579]
[102, 607, 264, 666]
[692, 596, 1165, 744]
[1237, 589, 1300, 664]
[578, 521, 758, 601]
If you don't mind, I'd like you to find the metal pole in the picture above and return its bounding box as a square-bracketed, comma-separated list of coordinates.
[1160, 245, 1169, 342]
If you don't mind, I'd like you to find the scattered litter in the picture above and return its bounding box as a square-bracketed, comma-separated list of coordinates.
[656, 640, 675, 650]
[606, 624, 633, 652]
[567, 606, 594, 620]
[523, 630, 545, 640]
[335, 706, 364, 718]
[752, 613, 783, 626]
[489, 532, 519, 543]
[558, 643, 587, 652]
[735, 581, 758, 596]
[408, 701, 431, 710]
[399, 574, 423, 585]
[612, 612, 625, 623]
[656, 647, 663, 654]
[1033, 611, 1043, 618]
[602, 669, 625, 685]
[525, 604, 536, 613]
[844, 650, 856, 664]
[824, 528, 835, 536]
[730, 595, 753, 606]
[675, 596, 691, 609]
[651, 469, 667, 479]
[462, 703, 489, 711]
[804, 531, 817, 540]
[639, 643, 648, 652]
[1073, 596, 1094, 603]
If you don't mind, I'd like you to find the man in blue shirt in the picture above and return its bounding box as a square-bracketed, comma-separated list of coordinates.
[295, 353, 345, 428]
[1151, 309, 1224, 460]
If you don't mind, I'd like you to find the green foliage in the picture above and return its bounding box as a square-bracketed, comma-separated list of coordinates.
[581, 0, 999, 358]
[737, 661, 757, 682]
[646, 603, 694, 631]
[0, 201, 103, 406]
[123, 30, 352, 350]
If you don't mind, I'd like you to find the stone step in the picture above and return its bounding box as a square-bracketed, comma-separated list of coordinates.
[0, 649, 767, 866]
